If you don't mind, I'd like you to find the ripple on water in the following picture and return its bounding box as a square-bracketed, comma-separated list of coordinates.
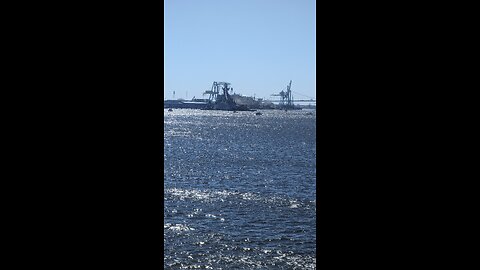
[165, 109, 316, 269]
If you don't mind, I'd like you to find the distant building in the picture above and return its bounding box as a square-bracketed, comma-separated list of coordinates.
[164, 99, 208, 109]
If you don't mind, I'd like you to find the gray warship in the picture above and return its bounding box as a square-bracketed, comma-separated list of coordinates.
[202, 81, 254, 111]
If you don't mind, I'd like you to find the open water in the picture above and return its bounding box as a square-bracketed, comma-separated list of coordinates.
[164, 109, 316, 269]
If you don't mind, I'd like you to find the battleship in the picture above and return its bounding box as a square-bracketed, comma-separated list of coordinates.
[202, 81, 254, 111]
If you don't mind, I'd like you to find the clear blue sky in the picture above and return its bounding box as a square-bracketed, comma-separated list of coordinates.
[164, 0, 316, 101]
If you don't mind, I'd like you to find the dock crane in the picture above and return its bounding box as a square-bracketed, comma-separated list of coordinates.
[271, 80, 295, 109]
[203, 81, 234, 103]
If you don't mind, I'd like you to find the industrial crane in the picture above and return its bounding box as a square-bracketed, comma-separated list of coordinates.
[271, 80, 294, 109]
[203, 81, 234, 103]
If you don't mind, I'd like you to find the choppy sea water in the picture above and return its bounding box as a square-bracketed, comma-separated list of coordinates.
[164, 109, 316, 269]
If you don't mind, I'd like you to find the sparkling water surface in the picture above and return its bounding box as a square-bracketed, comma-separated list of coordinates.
[164, 109, 316, 269]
